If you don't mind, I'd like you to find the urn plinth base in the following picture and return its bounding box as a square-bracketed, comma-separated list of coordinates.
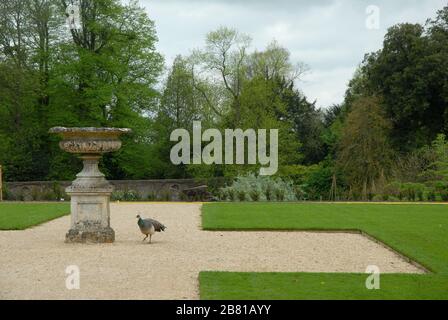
[66, 226, 115, 243]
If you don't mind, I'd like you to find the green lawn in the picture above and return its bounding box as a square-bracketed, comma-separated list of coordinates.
[0, 202, 70, 230]
[200, 203, 448, 300]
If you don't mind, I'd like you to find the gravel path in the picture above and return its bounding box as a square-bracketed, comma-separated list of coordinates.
[0, 203, 423, 299]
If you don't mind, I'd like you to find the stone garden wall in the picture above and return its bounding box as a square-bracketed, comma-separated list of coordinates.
[3, 179, 228, 201]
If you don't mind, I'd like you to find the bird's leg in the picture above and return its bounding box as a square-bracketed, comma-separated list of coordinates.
[142, 235, 148, 242]
[149, 235, 152, 244]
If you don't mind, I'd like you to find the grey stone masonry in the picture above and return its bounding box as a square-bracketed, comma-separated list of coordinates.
[50, 127, 131, 243]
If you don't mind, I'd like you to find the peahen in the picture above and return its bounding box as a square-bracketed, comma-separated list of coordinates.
[136, 214, 166, 243]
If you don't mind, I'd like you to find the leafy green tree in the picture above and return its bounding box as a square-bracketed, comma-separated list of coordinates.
[357, 7, 448, 150]
[190, 26, 251, 124]
[246, 40, 307, 86]
[337, 96, 393, 199]
[47, 0, 163, 179]
[0, 0, 163, 181]
[279, 82, 326, 164]
[302, 163, 336, 201]
[0, 63, 37, 180]
[150, 57, 197, 178]
[0, 0, 60, 180]
[159, 55, 216, 127]
[392, 146, 435, 184]
[52, 0, 163, 125]
[427, 134, 448, 186]
[158, 30, 309, 179]
[237, 76, 302, 171]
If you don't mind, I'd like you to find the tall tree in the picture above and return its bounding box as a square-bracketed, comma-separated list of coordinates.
[246, 40, 307, 86]
[0, 0, 61, 180]
[0, 0, 164, 181]
[280, 82, 326, 164]
[46, 0, 164, 179]
[337, 96, 393, 199]
[426, 134, 448, 188]
[358, 7, 448, 150]
[190, 26, 251, 125]
[150, 55, 210, 179]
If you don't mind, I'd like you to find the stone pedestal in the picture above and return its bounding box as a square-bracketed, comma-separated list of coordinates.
[49, 127, 131, 244]
[65, 156, 115, 243]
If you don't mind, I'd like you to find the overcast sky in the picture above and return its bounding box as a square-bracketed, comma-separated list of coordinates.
[141, 0, 445, 108]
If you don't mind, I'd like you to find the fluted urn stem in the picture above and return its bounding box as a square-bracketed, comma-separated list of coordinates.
[67, 155, 112, 192]
[79, 156, 104, 178]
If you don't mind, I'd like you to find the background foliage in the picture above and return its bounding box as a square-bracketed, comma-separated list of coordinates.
[0, 2, 447, 201]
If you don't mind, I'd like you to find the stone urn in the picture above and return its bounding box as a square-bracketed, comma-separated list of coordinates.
[49, 127, 131, 243]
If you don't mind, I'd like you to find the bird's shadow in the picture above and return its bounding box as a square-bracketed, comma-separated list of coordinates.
[113, 239, 166, 246]
[139, 239, 168, 245]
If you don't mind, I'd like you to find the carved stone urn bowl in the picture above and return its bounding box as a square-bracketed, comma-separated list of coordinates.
[50, 127, 131, 243]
